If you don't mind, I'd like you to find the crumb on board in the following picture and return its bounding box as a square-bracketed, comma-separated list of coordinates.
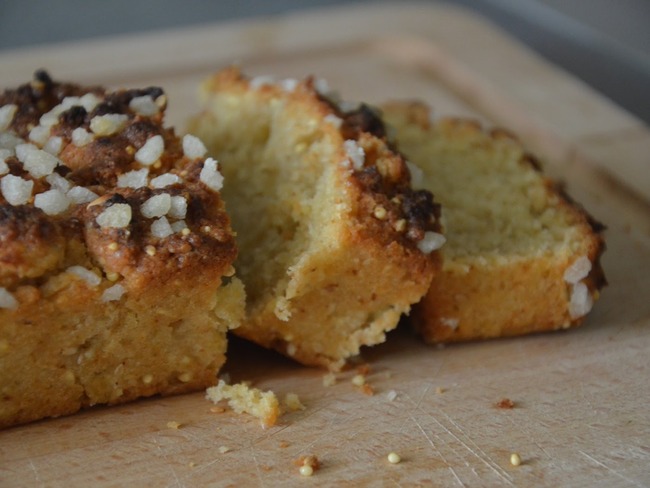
[510, 453, 522, 466]
[362, 384, 374, 396]
[218, 446, 231, 454]
[293, 454, 320, 473]
[322, 372, 337, 387]
[386, 390, 398, 401]
[166, 421, 182, 429]
[497, 398, 516, 409]
[279, 441, 290, 448]
[351, 374, 366, 387]
[387, 452, 401, 464]
[436, 386, 446, 395]
[210, 406, 226, 414]
[283, 392, 306, 412]
[205, 379, 280, 428]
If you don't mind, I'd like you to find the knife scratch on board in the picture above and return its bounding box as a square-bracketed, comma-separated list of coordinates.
[28, 459, 42, 483]
[408, 412, 466, 487]
[434, 409, 514, 486]
[579, 450, 647, 488]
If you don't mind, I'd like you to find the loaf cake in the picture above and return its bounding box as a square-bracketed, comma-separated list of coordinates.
[381, 101, 606, 343]
[0, 71, 245, 428]
[188, 68, 442, 369]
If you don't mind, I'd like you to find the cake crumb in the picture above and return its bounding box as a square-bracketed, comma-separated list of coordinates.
[295, 454, 320, 476]
[387, 452, 401, 464]
[351, 374, 366, 387]
[322, 372, 337, 387]
[496, 398, 515, 409]
[510, 453, 522, 466]
[210, 406, 226, 414]
[218, 446, 231, 454]
[206, 379, 280, 427]
[166, 421, 181, 429]
[436, 387, 446, 395]
[361, 384, 374, 396]
[284, 392, 306, 412]
[279, 441, 290, 448]
[386, 390, 398, 401]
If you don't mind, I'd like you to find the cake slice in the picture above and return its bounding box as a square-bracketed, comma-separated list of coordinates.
[188, 68, 442, 369]
[381, 101, 606, 343]
[0, 71, 244, 428]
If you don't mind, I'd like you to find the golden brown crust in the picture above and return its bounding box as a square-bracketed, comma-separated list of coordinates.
[382, 101, 606, 343]
[190, 68, 441, 369]
[0, 72, 244, 428]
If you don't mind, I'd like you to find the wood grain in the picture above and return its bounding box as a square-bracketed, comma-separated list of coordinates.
[0, 3, 649, 487]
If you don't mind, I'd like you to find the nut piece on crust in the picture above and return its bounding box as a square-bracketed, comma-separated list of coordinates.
[381, 101, 606, 343]
[188, 68, 441, 370]
[0, 71, 245, 428]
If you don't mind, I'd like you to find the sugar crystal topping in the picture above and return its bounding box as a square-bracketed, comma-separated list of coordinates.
[168, 195, 187, 219]
[0, 287, 18, 309]
[151, 216, 173, 238]
[34, 188, 70, 215]
[67, 186, 98, 204]
[135, 135, 164, 166]
[1, 174, 34, 205]
[129, 95, 159, 116]
[343, 140, 365, 170]
[96, 203, 132, 228]
[90, 114, 128, 136]
[182, 134, 207, 159]
[117, 168, 149, 189]
[199, 157, 224, 192]
[71, 127, 94, 147]
[417, 231, 446, 254]
[101, 284, 125, 302]
[150, 173, 181, 189]
[141, 193, 171, 219]
[0, 104, 18, 131]
[67, 266, 101, 287]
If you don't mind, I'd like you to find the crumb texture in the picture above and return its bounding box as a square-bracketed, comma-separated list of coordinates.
[188, 68, 440, 369]
[382, 101, 605, 343]
[0, 72, 245, 428]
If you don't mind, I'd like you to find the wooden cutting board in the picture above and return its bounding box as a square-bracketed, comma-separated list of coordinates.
[1, 3, 649, 486]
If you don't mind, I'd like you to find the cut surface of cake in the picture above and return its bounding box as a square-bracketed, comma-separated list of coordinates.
[0, 71, 245, 428]
[382, 101, 606, 343]
[189, 68, 442, 369]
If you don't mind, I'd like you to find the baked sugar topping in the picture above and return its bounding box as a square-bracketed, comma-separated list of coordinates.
[101, 284, 125, 302]
[34, 188, 70, 215]
[1, 174, 33, 205]
[151, 216, 173, 238]
[563, 256, 591, 284]
[150, 173, 181, 189]
[96, 203, 132, 228]
[0, 105, 18, 131]
[135, 135, 164, 166]
[182, 134, 207, 159]
[200, 157, 224, 191]
[90, 114, 128, 136]
[67, 266, 101, 287]
[71, 127, 94, 147]
[343, 139, 365, 170]
[117, 168, 149, 189]
[417, 231, 446, 254]
[141, 193, 171, 219]
[67, 186, 98, 204]
[129, 95, 159, 116]
[0, 287, 18, 309]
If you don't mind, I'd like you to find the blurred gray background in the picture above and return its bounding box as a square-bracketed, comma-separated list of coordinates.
[1, 0, 649, 122]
